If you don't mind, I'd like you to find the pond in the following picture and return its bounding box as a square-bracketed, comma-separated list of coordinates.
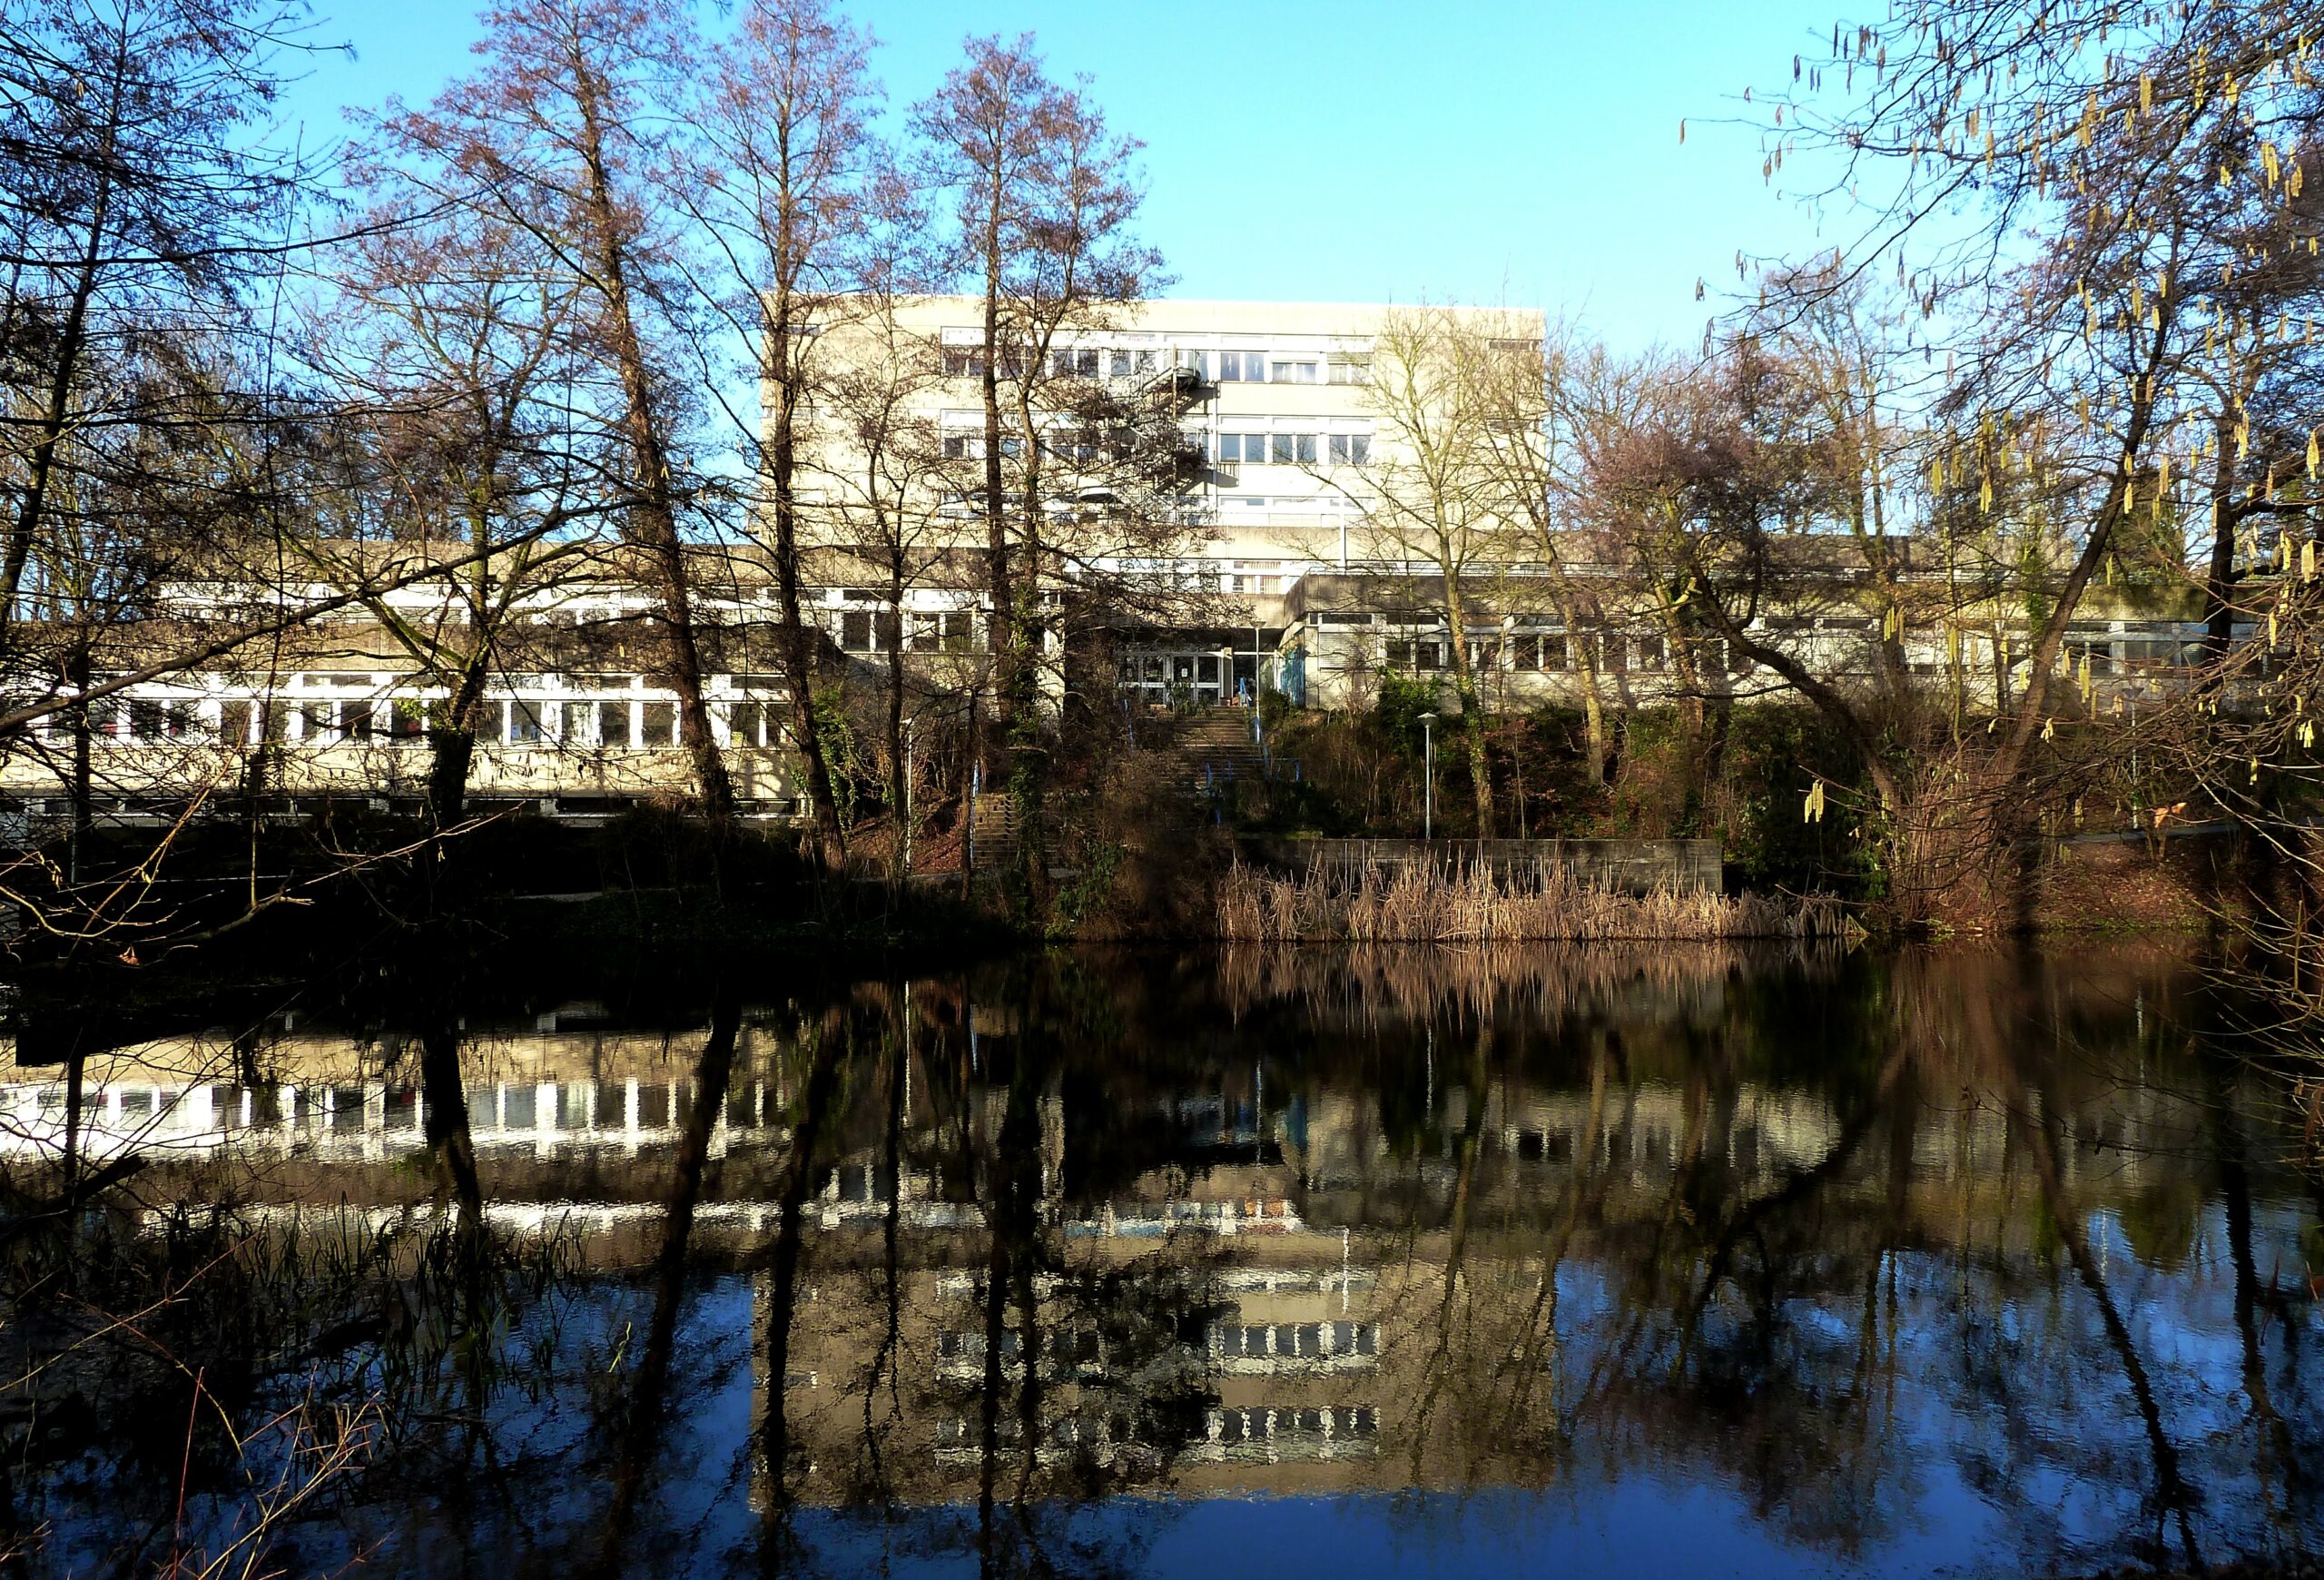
[1, 941, 2315, 1577]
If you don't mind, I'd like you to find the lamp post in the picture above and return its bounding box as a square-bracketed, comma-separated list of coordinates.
[902, 712, 917, 875]
[1417, 711, 1437, 840]
[1252, 621, 1265, 751]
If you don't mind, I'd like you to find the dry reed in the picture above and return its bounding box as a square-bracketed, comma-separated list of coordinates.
[1215, 857, 1852, 942]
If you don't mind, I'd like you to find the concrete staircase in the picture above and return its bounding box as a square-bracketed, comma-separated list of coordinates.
[966, 786, 1018, 875]
[1174, 706, 1274, 795]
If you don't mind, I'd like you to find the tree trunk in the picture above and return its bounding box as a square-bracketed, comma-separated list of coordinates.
[886, 568, 908, 879]
[756, 1016, 844, 1527]
[977, 212, 1014, 746]
[763, 313, 846, 863]
[570, 69, 734, 826]
[595, 990, 744, 1578]
[2203, 410, 2243, 656]
[427, 659, 494, 834]
[1661, 608, 1709, 829]
[65, 642, 92, 887]
[1442, 590, 1494, 837]
[1579, 664, 1610, 787]
[418, 1020, 484, 1232]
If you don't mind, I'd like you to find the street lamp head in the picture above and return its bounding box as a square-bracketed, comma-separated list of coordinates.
[1417, 712, 1437, 726]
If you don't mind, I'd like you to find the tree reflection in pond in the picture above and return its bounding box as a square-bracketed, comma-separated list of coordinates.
[0, 941, 2317, 1577]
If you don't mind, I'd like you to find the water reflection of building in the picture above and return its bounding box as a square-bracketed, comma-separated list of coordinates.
[0, 1004, 2206, 1205]
[6, 956, 2302, 1544]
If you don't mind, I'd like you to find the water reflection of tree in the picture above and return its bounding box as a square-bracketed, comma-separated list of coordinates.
[8, 941, 2319, 1575]
[1298, 943, 2319, 1570]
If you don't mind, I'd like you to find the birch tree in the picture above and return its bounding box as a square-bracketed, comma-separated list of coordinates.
[1349, 305, 1532, 837]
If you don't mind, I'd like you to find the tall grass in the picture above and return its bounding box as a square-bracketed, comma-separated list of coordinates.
[1214, 940, 1841, 1026]
[1215, 857, 1852, 942]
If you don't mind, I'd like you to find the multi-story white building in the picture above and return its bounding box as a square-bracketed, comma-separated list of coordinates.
[798, 296, 1549, 709]
[0, 297, 2218, 832]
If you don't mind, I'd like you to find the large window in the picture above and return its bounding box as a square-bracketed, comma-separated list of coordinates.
[1269, 433, 1318, 465]
[1216, 350, 1265, 381]
[840, 610, 901, 652]
[596, 700, 635, 749]
[727, 701, 767, 747]
[910, 611, 973, 653]
[1216, 433, 1269, 464]
[506, 700, 544, 745]
[1327, 433, 1372, 466]
[1513, 632, 1574, 671]
[1270, 359, 1319, 384]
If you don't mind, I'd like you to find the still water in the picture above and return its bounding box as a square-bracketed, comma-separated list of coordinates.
[4, 943, 2317, 1577]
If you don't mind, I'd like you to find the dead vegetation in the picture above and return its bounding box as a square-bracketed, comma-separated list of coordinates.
[1214, 858, 1853, 942]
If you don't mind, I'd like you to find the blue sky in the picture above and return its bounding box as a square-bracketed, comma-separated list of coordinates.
[284, 0, 1852, 351]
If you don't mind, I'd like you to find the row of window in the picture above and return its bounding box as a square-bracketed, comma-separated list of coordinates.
[837, 608, 975, 654]
[938, 432, 1143, 464]
[59, 697, 781, 750]
[1120, 655, 1225, 686]
[931, 428, 1369, 470]
[1211, 1405, 1378, 1444]
[53, 1076, 763, 1135]
[933, 1319, 1381, 1367]
[928, 1405, 1379, 1453]
[1381, 632, 2202, 678]
[1209, 351, 1370, 385]
[936, 1326, 1105, 1367]
[91, 670, 784, 697]
[1212, 1320, 1379, 1359]
[1213, 432, 1370, 466]
[1385, 632, 1704, 676]
[939, 344, 1373, 386]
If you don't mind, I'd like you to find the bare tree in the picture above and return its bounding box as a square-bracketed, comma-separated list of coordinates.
[810, 273, 968, 874]
[1344, 305, 1536, 836]
[912, 34, 1165, 901]
[377, 0, 736, 825]
[0, 0, 323, 881]
[309, 183, 601, 841]
[1493, 327, 1622, 785]
[678, 0, 883, 861]
[1732, 0, 2324, 918]
[0, 0, 312, 646]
